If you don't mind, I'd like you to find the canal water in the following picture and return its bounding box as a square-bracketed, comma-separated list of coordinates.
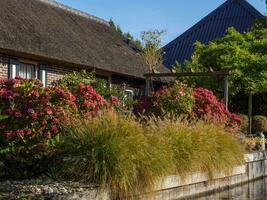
[192, 177, 267, 200]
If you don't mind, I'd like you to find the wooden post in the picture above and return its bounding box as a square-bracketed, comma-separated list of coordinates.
[224, 75, 229, 110]
[145, 77, 150, 96]
[248, 93, 253, 135]
[108, 74, 112, 88]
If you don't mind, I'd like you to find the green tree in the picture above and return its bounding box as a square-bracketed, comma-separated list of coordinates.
[174, 18, 267, 96]
[141, 29, 166, 73]
[173, 18, 267, 134]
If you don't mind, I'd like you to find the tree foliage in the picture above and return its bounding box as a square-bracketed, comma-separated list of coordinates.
[141, 29, 166, 72]
[173, 18, 267, 96]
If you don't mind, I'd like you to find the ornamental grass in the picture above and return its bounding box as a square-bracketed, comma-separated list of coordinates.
[54, 113, 175, 199]
[53, 113, 245, 199]
[147, 117, 245, 178]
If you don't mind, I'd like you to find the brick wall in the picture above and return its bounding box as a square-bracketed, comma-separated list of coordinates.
[0, 53, 144, 90]
[46, 65, 79, 86]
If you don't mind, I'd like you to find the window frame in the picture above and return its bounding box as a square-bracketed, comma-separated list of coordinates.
[16, 59, 38, 79]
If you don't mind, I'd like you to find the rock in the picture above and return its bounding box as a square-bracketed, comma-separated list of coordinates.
[0, 179, 106, 200]
[43, 186, 54, 194]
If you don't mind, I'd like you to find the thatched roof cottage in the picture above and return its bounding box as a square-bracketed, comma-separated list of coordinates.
[0, 0, 168, 91]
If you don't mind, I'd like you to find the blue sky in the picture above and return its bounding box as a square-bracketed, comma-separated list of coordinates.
[56, 0, 266, 45]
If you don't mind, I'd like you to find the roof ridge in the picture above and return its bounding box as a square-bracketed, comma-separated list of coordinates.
[163, 0, 262, 51]
[37, 0, 109, 26]
[235, 0, 263, 18]
[164, 0, 233, 50]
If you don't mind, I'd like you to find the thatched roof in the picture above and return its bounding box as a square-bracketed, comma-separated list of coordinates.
[0, 0, 169, 79]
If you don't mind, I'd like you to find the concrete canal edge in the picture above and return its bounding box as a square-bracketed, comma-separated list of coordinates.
[140, 150, 267, 200]
[1, 150, 266, 199]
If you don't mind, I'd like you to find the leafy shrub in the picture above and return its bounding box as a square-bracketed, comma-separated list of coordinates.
[58, 70, 96, 92]
[54, 113, 174, 199]
[193, 87, 241, 130]
[252, 115, 267, 134]
[0, 78, 74, 177]
[147, 118, 245, 177]
[153, 82, 195, 115]
[74, 83, 108, 116]
[58, 70, 135, 112]
[135, 82, 194, 116]
[135, 84, 240, 131]
[0, 77, 121, 178]
[238, 114, 249, 134]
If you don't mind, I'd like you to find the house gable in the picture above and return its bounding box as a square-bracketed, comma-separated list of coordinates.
[163, 0, 263, 68]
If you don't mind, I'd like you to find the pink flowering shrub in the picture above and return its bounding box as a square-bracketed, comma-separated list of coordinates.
[0, 79, 112, 157]
[0, 78, 74, 165]
[193, 87, 241, 130]
[153, 82, 195, 115]
[135, 83, 240, 131]
[135, 82, 195, 116]
[0, 77, 121, 178]
[73, 83, 108, 116]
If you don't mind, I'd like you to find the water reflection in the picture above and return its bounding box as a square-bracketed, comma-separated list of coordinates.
[193, 177, 267, 200]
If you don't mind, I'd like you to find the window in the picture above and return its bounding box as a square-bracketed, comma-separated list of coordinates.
[9, 59, 47, 87]
[16, 63, 36, 79]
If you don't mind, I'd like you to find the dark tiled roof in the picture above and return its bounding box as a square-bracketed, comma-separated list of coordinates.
[163, 0, 263, 68]
[0, 0, 169, 79]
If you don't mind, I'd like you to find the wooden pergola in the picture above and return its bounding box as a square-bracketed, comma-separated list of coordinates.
[144, 70, 230, 109]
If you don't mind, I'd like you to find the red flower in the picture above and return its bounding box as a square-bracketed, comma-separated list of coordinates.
[42, 120, 48, 126]
[30, 90, 40, 97]
[193, 87, 240, 129]
[5, 108, 13, 115]
[15, 129, 25, 137]
[110, 96, 120, 105]
[24, 128, 32, 135]
[28, 108, 38, 119]
[50, 125, 58, 134]
[52, 118, 60, 124]
[44, 107, 53, 115]
[4, 130, 14, 139]
[14, 110, 22, 118]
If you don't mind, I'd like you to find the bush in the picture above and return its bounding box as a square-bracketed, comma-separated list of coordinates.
[58, 70, 96, 92]
[252, 115, 267, 134]
[135, 82, 195, 117]
[135, 85, 240, 132]
[58, 70, 135, 112]
[0, 78, 74, 178]
[147, 118, 245, 177]
[0, 78, 113, 178]
[74, 83, 108, 116]
[238, 114, 249, 134]
[53, 113, 174, 199]
[193, 87, 241, 130]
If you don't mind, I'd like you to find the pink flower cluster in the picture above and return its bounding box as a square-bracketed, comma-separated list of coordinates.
[135, 84, 240, 131]
[193, 87, 241, 129]
[0, 77, 121, 160]
[149, 82, 195, 115]
[109, 95, 120, 105]
[75, 83, 107, 116]
[0, 78, 65, 142]
[135, 96, 152, 114]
